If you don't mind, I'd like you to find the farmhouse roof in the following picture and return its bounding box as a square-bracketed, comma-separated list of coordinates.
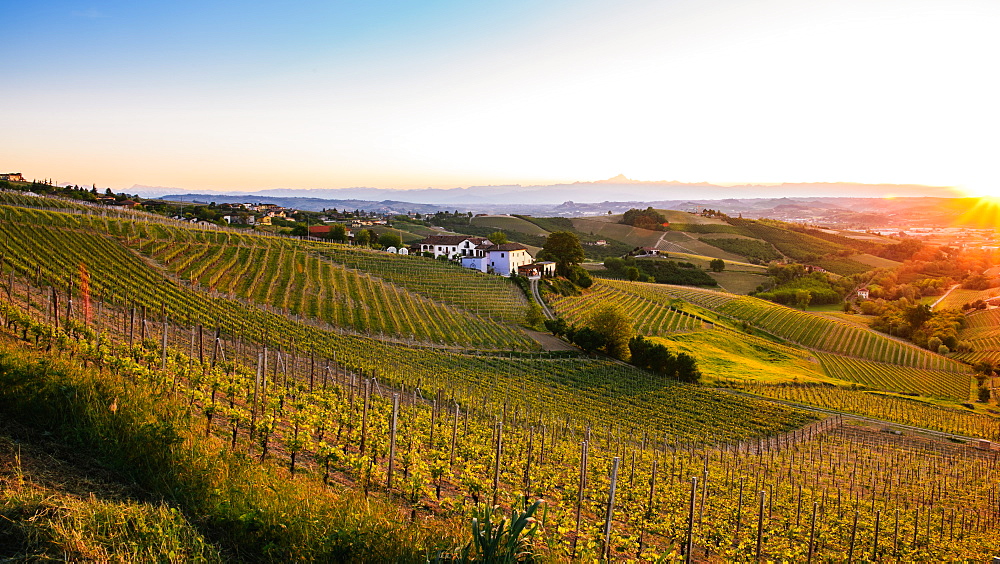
[484, 243, 528, 252]
[420, 235, 489, 246]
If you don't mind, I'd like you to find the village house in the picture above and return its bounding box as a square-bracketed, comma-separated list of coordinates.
[857, 287, 870, 299]
[0, 173, 25, 182]
[418, 235, 492, 259]
[463, 243, 533, 276]
[518, 261, 556, 278]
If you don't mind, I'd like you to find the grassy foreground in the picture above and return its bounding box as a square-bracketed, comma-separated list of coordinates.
[0, 336, 464, 561]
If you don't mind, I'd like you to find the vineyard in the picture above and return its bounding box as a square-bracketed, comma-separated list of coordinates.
[0, 205, 530, 350]
[632, 283, 967, 372]
[548, 280, 703, 336]
[738, 383, 1000, 440]
[3, 197, 1000, 560]
[2, 284, 999, 560]
[816, 353, 972, 401]
[136, 236, 520, 348]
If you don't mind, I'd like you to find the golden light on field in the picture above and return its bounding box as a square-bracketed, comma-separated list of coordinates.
[954, 196, 1000, 229]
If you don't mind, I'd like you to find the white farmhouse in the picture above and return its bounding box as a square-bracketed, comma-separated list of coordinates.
[484, 243, 533, 276]
[418, 235, 492, 259]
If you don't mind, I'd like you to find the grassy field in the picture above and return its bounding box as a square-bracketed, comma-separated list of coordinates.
[651, 330, 830, 385]
[469, 214, 550, 236]
[708, 270, 769, 294]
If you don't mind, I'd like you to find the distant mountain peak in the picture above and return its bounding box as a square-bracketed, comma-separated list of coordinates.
[601, 174, 634, 183]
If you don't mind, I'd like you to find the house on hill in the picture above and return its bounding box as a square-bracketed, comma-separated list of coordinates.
[464, 243, 533, 276]
[629, 246, 664, 258]
[857, 287, 870, 299]
[418, 235, 492, 259]
[0, 173, 25, 182]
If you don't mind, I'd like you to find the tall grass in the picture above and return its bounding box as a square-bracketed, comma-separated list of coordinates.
[0, 338, 465, 561]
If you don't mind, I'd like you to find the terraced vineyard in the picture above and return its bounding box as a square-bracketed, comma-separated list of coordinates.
[638, 284, 965, 371]
[137, 237, 518, 347]
[741, 383, 1000, 440]
[549, 280, 702, 335]
[5, 196, 1000, 560]
[816, 353, 972, 400]
[0, 205, 531, 349]
[313, 245, 529, 324]
[934, 287, 1000, 311]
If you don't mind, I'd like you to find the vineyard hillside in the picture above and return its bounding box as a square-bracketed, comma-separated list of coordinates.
[550, 278, 973, 400]
[2, 195, 999, 560]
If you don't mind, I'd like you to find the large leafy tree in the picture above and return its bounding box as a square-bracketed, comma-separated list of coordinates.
[538, 231, 585, 276]
[588, 303, 634, 360]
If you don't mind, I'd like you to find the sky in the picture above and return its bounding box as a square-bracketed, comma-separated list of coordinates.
[3, 0, 999, 196]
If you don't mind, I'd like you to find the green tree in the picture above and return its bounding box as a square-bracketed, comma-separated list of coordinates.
[488, 231, 509, 245]
[794, 289, 812, 310]
[379, 232, 403, 249]
[538, 232, 585, 276]
[588, 303, 635, 360]
[330, 224, 347, 243]
[572, 327, 606, 354]
[525, 303, 545, 329]
[709, 258, 725, 272]
[625, 266, 640, 281]
[355, 229, 371, 247]
[978, 386, 991, 402]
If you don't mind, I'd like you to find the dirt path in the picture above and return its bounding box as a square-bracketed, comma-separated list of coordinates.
[530, 279, 556, 320]
[523, 329, 578, 351]
[931, 283, 960, 310]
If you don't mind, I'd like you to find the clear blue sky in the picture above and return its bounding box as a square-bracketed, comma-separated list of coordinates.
[3, 0, 999, 195]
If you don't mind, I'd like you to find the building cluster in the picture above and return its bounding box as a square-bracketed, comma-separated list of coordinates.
[0, 173, 25, 182]
[417, 235, 554, 278]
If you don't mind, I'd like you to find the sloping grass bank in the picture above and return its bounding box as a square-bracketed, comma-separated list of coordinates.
[0, 338, 463, 561]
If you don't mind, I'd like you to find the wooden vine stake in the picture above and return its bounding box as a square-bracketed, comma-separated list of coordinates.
[806, 501, 817, 563]
[755, 490, 766, 562]
[602, 456, 620, 560]
[449, 403, 459, 468]
[491, 418, 503, 507]
[360, 379, 371, 455]
[571, 440, 586, 557]
[685, 476, 698, 564]
[387, 392, 399, 489]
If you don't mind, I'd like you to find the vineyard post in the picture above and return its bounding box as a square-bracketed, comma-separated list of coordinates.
[51, 287, 58, 331]
[685, 476, 698, 563]
[807, 501, 817, 563]
[638, 457, 657, 557]
[140, 305, 146, 342]
[736, 477, 745, 535]
[698, 468, 708, 526]
[449, 403, 459, 468]
[429, 398, 436, 448]
[872, 509, 881, 561]
[523, 426, 533, 501]
[161, 315, 168, 369]
[572, 440, 586, 556]
[755, 490, 765, 561]
[360, 379, 371, 454]
[387, 392, 399, 489]
[66, 281, 73, 328]
[848, 509, 858, 561]
[491, 417, 503, 507]
[893, 508, 899, 557]
[601, 456, 620, 561]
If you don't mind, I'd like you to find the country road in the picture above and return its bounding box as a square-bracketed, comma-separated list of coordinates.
[530, 278, 556, 320]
